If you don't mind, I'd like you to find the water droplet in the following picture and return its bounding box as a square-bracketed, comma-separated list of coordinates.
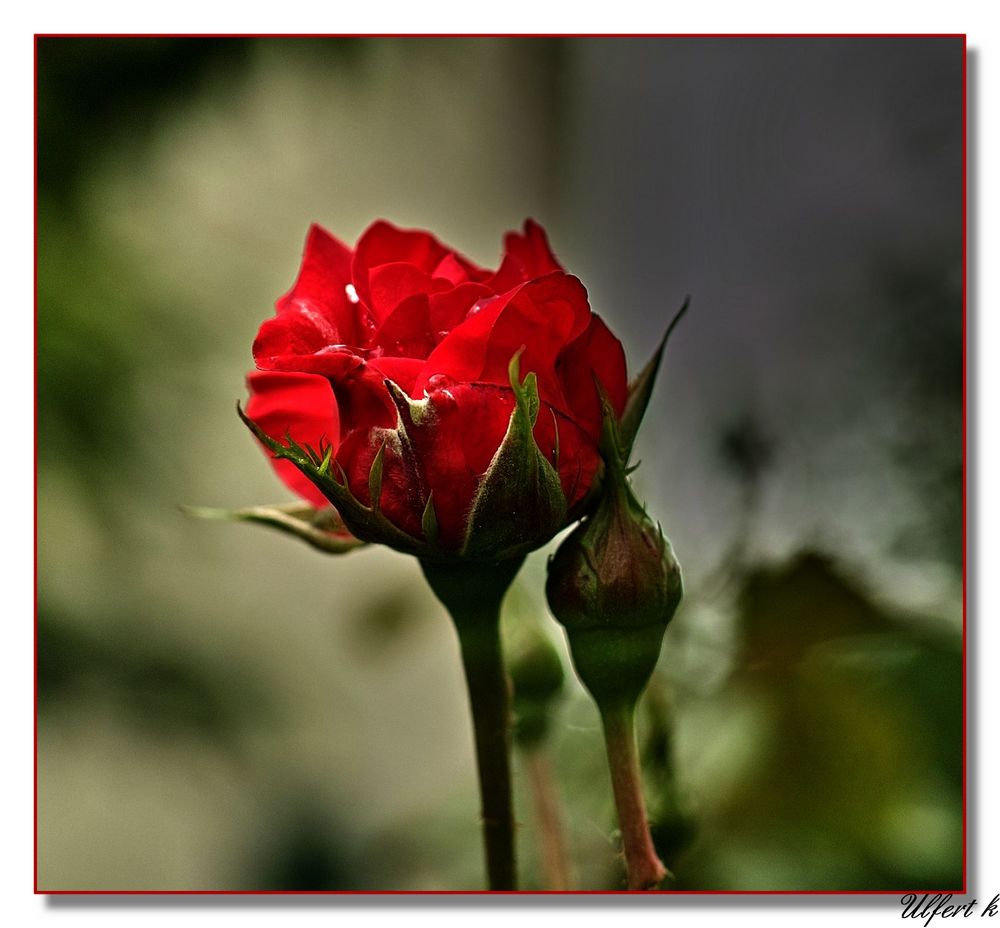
[426, 373, 456, 393]
[466, 297, 494, 318]
[345, 283, 360, 304]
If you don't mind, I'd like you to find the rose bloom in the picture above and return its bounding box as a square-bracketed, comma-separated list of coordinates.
[246, 219, 628, 558]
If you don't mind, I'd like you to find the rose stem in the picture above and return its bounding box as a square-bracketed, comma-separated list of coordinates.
[598, 700, 667, 891]
[421, 558, 524, 891]
[524, 746, 571, 890]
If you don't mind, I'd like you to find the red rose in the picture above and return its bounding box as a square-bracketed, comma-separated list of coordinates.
[244, 219, 628, 561]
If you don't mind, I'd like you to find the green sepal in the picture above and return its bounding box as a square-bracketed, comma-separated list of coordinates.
[368, 442, 386, 513]
[421, 493, 439, 545]
[317, 444, 334, 477]
[383, 378, 433, 516]
[181, 502, 365, 555]
[460, 352, 568, 560]
[619, 297, 689, 458]
[237, 401, 425, 555]
[384, 377, 435, 431]
[596, 383, 630, 477]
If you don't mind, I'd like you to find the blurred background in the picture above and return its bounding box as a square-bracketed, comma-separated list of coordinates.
[36, 36, 963, 891]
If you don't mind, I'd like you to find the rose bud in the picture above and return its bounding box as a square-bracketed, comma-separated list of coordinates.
[546, 400, 682, 708]
[239, 219, 629, 565]
[504, 602, 566, 749]
[546, 394, 682, 891]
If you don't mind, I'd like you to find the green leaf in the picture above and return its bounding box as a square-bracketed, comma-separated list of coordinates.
[181, 502, 365, 555]
[460, 352, 568, 560]
[619, 297, 689, 457]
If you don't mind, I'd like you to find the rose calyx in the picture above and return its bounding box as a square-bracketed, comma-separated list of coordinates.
[239, 352, 570, 564]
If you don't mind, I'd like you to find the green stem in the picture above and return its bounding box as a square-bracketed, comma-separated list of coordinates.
[599, 701, 667, 891]
[421, 558, 524, 891]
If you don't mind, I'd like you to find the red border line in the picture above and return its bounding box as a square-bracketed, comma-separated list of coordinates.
[961, 31, 969, 899]
[34, 33, 966, 39]
[33, 32, 969, 898]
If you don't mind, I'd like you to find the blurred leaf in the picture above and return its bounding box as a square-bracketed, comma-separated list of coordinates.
[38, 612, 270, 741]
[183, 502, 364, 555]
[671, 549, 962, 890]
[252, 803, 357, 891]
[37, 38, 250, 205]
[736, 551, 894, 666]
[345, 586, 429, 658]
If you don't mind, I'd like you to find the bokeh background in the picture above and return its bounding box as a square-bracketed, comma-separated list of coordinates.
[36, 36, 963, 891]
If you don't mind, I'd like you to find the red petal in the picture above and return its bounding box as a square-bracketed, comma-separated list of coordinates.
[245, 371, 339, 508]
[370, 356, 424, 395]
[420, 384, 600, 542]
[427, 283, 494, 340]
[431, 252, 479, 286]
[555, 313, 628, 443]
[253, 310, 337, 367]
[335, 382, 602, 551]
[425, 383, 515, 548]
[255, 337, 362, 377]
[352, 220, 456, 307]
[413, 272, 591, 410]
[255, 343, 398, 438]
[336, 427, 426, 541]
[372, 294, 437, 361]
[367, 262, 451, 325]
[336, 383, 513, 550]
[511, 219, 563, 274]
[277, 224, 361, 346]
[372, 286, 493, 362]
[489, 219, 563, 291]
[533, 402, 602, 510]
[326, 362, 398, 436]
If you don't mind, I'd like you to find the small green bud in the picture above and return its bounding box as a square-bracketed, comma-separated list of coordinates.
[508, 624, 565, 705]
[545, 398, 681, 709]
[504, 599, 565, 748]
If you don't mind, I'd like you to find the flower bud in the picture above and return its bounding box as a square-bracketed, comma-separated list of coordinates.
[504, 602, 565, 748]
[546, 402, 681, 709]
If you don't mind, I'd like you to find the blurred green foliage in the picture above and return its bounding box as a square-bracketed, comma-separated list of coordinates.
[668, 553, 962, 889]
[38, 610, 269, 741]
